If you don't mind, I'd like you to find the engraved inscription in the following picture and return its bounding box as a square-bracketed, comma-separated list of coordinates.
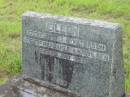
[23, 21, 111, 63]
[46, 22, 79, 37]
[23, 36, 110, 62]
[25, 30, 106, 52]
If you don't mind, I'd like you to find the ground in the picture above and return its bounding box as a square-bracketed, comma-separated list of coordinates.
[0, 0, 130, 92]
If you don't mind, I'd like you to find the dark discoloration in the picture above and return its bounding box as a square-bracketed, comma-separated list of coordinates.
[121, 93, 126, 97]
[40, 54, 54, 82]
[34, 50, 38, 63]
[40, 53, 45, 80]
[60, 59, 74, 88]
[47, 55, 54, 82]
[40, 53, 74, 88]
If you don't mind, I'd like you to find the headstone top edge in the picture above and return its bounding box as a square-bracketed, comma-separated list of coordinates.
[22, 11, 121, 30]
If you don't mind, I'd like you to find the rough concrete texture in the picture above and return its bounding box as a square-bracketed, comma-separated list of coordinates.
[0, 76, 129, 97]
[0, 76, 82, 97]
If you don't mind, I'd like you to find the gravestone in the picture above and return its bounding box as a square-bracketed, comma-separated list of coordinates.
[22, 12, 125, 97]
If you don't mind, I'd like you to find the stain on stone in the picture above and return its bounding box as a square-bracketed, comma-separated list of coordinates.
[60, 59, 74, 88]
[34, 50, 38, 64]
[40, 54, 45, 80]
[121, 93, 125, 97]
[47, 55, 54, 82]
[39, 53, 74, 88]
[40, 54, 54, 82]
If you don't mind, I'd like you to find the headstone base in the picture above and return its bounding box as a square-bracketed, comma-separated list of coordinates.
[0, 75, 81, 97]
[0, 76, 129, 97]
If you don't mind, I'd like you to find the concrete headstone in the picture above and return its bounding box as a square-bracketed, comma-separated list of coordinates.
[22, 12, 125, 97]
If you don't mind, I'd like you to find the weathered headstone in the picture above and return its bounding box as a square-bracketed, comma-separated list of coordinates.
[22, 12, 125, 97]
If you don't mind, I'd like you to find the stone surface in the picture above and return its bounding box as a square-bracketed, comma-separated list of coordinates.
[22, 12, 125, 97]
[0, 76, 83, 97]
[0, 77, 129, 97]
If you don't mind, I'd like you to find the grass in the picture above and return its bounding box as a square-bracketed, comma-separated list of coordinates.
[0, 0, 130, 92]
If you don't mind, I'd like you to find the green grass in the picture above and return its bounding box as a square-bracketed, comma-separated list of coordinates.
[0, 0, 130, 92]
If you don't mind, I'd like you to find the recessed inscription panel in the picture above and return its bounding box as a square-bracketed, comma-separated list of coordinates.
[22, 12, 124, 97]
